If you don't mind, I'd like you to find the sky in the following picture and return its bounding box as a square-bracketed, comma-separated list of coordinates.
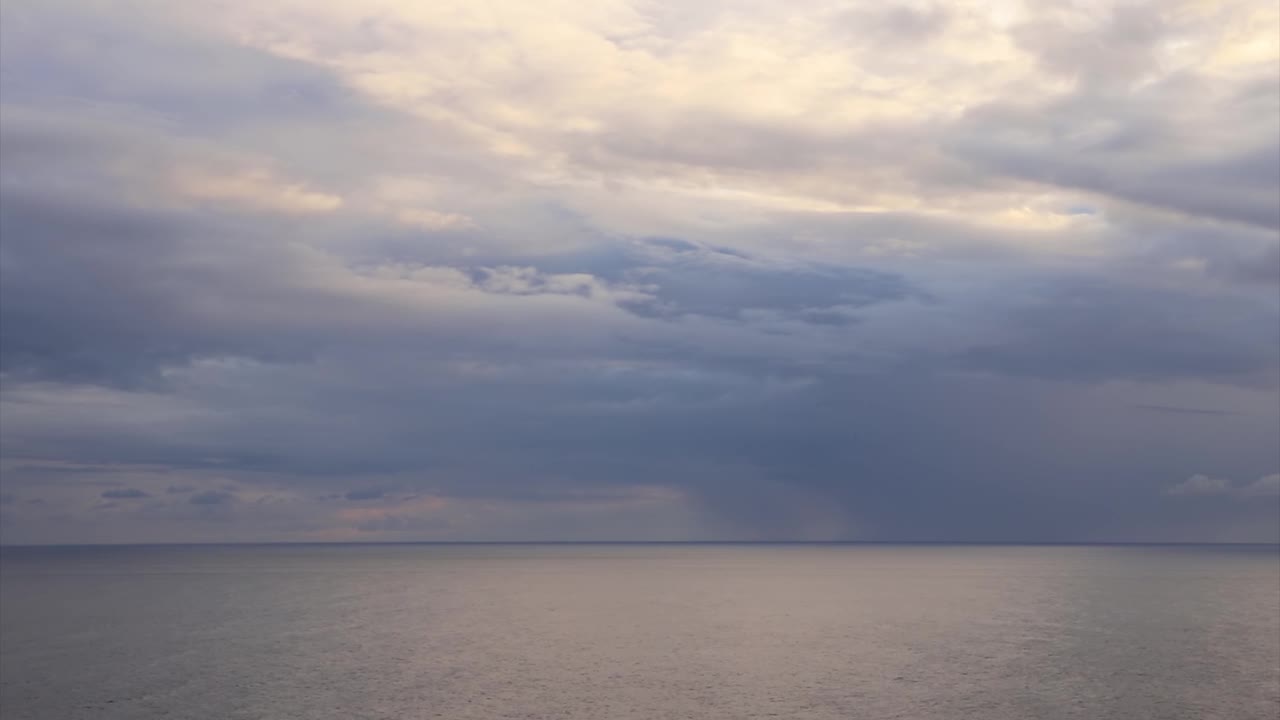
[0, 0, 1277, 544]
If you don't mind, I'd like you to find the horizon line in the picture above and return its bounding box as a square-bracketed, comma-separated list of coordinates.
[3, 540, 1278, 549]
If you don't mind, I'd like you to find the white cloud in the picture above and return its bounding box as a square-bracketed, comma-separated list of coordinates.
[1239, 473, 1280, 498]
[1166, 473, 1280, 498]
[204, 0, 1279, 250]
[173, 167, 343, 213]
[393, 207, 472, 230]
[1166, 474, 1233, 496]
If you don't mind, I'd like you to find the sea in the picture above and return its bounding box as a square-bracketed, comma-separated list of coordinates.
[1, 543, 1276, 719]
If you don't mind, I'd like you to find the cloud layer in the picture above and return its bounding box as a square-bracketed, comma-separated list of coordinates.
[1, 0, 1277, 543]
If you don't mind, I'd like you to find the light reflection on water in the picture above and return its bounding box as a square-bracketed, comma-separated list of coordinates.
[2, 543, 1277, 719]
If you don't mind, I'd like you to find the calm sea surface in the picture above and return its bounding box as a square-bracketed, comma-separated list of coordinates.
[1, 543, 1277, 720]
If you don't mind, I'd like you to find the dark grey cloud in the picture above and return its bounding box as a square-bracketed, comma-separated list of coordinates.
[953, 277, 1280, 383]
[0, 0, 370, 133]
[100, 488, 149, 499]
[0, 142, 921, 390]
[949, 82, 1280, 230]
[0, 192, 314, 384]
[189, 491, 235, 506]
[343, 488, 388, 501]
[504, 236, 919, 324]
[614, 247, 915, 322]
[1, 149, 1275, 541]
[1134, 405, 1239, 417]
[1214, 243, 1280, 287]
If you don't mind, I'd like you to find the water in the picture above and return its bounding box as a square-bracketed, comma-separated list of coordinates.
[1, 544, 1276, 720]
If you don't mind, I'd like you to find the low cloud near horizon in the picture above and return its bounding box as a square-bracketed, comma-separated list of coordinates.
[1, 0, 1277, 544]
[1167, 474, 1280, 499]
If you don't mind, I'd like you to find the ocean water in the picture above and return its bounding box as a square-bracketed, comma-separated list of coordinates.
[1, 544, 1276, 720]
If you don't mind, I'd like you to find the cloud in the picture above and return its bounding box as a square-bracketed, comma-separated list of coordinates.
[100, 488, 150, 499]
[0, 0, 1277, 544]
[1239, 474, 1280, 498]
[334, 495, 449, 532]
[1133, 405, 1238, 417]
[209, 0, 1279, 233]
[189, 490, 236, 506]
[1166, 474, 1234, 497]
[172, 167, 343, 214]
[1166, 473, 1280, 498]
[343, 488, 387, 501]
[953, 277, 1280, 383]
